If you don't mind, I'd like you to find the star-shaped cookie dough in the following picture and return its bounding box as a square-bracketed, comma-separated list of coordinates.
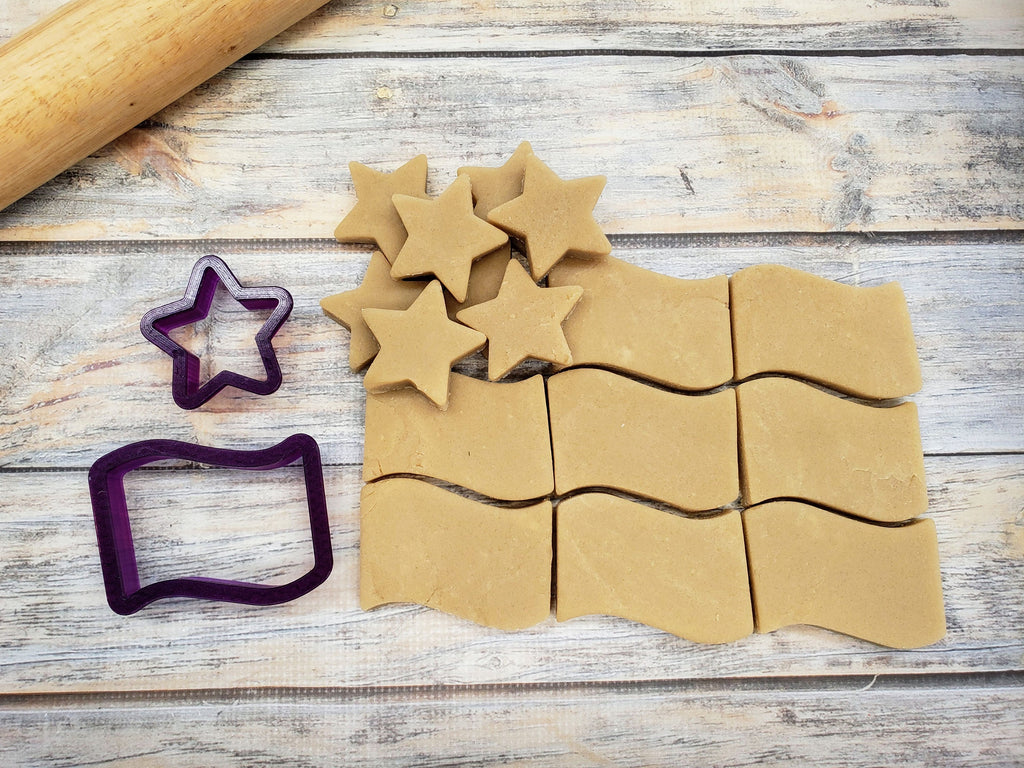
[487, 155, 611, 281]
[362, 280, 486, 408]
[334, 154, 429, 263]
[457, 260, 584, 381]
[320, 251, 426, 372]
[457, 141, 534, 219]
[390, 174, 509, 303]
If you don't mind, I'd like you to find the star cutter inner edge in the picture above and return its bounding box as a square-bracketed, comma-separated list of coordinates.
[88, 433, 333, 615]
[140, 255, 294, 410]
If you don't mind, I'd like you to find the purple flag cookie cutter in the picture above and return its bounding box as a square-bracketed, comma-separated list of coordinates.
[88, 433, 333, 615]
[140, 255, 293, 410]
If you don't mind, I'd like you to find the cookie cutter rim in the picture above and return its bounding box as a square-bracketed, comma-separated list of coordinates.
[88, 433, 333, 615]
[140, 254, 294, 410]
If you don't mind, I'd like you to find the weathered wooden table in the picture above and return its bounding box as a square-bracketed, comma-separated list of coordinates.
[1, 1, 1022, 765]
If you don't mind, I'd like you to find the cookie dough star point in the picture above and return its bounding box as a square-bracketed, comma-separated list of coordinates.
[362, 281, 486, 408]
[333, 154, 429, 262]
[457, 260, 584, 381]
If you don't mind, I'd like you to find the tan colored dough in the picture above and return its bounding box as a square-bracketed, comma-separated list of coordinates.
[390, 174, 509, 303]
[457, 259, 583, 380]
[547, 368, 738, 511]
[737, 377, 927, 522]
[487, 155, 611, 280]
[333, 154, 429, 262]
[548, 255, 733, 390]
[457, 141, 534, 219]
[444, 242, 512, 319]
[360, 478, 552, 630]
[743, 500, 945, 648]
[364, 372, 553, 501]
[320, 251, 425, 372]
[556, 493, 753, 643]
[361, 281, 486, 409]
[730, 263, 922, 399]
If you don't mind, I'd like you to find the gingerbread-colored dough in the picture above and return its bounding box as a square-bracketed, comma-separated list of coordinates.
[731, 264, 922, 399]
[548, 255, 733, 390]
[364, 373, 553, 500]
[737, 377, 927, 522]
[743, 500, 945, 648]
[361, 478, 552, 630]
[320, 251, 425, 372]
[556, 493, 753, 643]
[458, 141, 534, 219]
[333, 155, 429, 262]
[444, 242, 512, 319]
[391, 174, 509, 303]
[547, 368, 738, 511]
[457, 260, 583, 380]
[362, 281, 486, 409]
[487, 155, 611, 280]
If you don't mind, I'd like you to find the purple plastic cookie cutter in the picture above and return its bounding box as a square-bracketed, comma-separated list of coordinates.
[88, 433, 333, 615]
[140, 255, 293, 410]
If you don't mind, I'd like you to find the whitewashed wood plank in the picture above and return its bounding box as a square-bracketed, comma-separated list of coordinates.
[0, 454, 1019, 693]
[0, 55, 1021, 238]
[0, 239, 1019, 468]
[2, 684, 1022, 767]
[3, 0, 1023, 52]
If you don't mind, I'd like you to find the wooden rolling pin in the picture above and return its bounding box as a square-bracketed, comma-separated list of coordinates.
[0, 0, 332, 212]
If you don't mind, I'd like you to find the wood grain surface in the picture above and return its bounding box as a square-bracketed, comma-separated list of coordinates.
[0, 0, 1021, 765]
[3, 0, 1024, 52]
[0, 55, 1021, 238]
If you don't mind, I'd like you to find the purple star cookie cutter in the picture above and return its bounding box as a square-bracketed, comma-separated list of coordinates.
[140, 255, 293, 410]
[88, 433, 333, 615]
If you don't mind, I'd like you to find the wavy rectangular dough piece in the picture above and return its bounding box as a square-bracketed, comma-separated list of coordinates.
[547, 255, 733, 390]
[360, 478, 552, 630]
[731, 264, 922, 399]
[556, 493, 753, 644]
[547, 368, 738, 511]
[743, 500, 945, 649]
[363, 372, 553, 501]
[737, 377, 927, 522]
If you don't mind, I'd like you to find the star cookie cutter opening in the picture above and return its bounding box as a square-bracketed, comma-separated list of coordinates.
[88, 434, 333, 615]
[140, 255, 293, 410]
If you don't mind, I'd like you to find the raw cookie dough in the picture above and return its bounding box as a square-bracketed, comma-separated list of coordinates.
[458, 141, 534, 219]
[334, 154, 429, 263]
[361, 477, 552, 630]
[362, 281, 486, 409]
[320, 251, 425, 371]
[391, 174, 509, 303]
[364, 373, 553, 501]
[457, 259, 583, 380]
[444, 242, 512, 319]
[556, 493, 753, 643]
[736, 377, 927, 522]
[547, 368, 739, 511]
[548, 255, 733, 390]
[487, 155, 611, 280]
[731, 264, 922, 399]
[743, 500, 945, 648]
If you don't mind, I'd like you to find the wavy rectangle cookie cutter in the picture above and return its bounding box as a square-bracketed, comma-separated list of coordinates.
[88, 433, 333, 615]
